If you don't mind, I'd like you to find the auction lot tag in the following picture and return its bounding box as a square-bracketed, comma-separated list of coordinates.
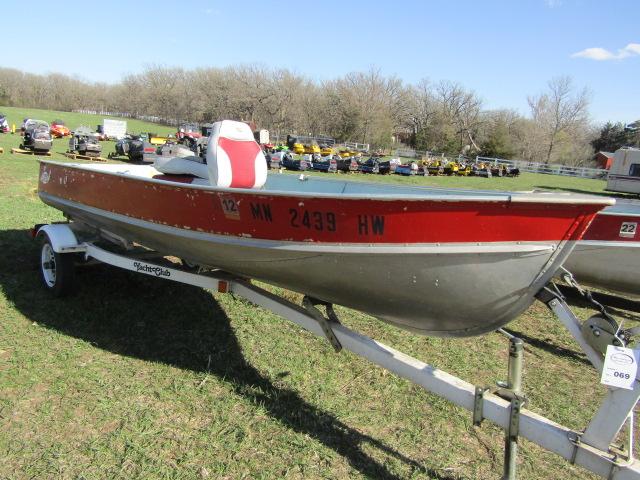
[601, 345, 639, 390]
[619, 222, 637, 238]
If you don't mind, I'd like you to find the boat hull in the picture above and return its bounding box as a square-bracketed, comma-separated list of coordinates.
[37, 161, 609, 337]
[565, 241, 640, 296]
[564, 201, 640, 297]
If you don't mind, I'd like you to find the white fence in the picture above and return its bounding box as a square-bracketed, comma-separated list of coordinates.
[395, 149, 448, 159]
[343, 141, 370, 152]
[476, 157, 608, 180]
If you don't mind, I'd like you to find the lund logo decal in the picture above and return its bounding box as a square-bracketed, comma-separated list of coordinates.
[40, 169, 51, 184]
[133, 261, 171, 277]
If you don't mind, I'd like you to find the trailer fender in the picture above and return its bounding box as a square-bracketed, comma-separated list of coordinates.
[35, 224, 84, 253]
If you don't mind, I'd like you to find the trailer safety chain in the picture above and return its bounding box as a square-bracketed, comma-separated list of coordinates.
[302, 296, 343, 352]
[556, 268, 638, 351]
[559, 267, 620, 333]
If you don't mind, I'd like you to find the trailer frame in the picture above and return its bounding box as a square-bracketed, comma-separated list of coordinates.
[35, 222, 640, 480]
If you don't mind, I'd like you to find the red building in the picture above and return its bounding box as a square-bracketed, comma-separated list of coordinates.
[595, 151, 614, 170]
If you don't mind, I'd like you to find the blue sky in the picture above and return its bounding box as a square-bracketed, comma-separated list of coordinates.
[1, 0, 638, 123]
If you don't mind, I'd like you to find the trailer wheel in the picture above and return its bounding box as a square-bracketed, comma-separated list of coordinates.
[39, 234, 75, 297]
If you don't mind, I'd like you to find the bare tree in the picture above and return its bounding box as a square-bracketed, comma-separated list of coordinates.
[528, 76, 590, 163]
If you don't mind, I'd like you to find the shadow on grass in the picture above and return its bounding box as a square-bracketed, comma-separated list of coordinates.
[502, 328, 591, 367]
[0, 228, 457, 480]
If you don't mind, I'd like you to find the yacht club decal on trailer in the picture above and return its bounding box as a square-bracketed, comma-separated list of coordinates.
[133, 261, 171, 278]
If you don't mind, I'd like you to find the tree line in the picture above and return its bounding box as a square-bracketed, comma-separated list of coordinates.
[0, 65, 637, 165]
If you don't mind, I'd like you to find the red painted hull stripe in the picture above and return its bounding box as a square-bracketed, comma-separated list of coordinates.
[583, 213, 640, 242]
[38, 163, 602, 244]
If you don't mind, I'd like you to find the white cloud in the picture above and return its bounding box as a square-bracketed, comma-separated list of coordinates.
[545, 0, 562, 8]
[572, 43, 640, 61]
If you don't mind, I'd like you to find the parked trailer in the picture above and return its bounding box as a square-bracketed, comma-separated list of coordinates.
[34, 222, 640, 480]
[606, 148, 640, 195]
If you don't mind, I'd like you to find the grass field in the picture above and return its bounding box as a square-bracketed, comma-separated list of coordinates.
[0, 107, 630, 479]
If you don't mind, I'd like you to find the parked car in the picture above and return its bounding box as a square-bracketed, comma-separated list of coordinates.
[50, 119, 71, 138]
[21, 120, 52, 152]
[0, 113, 9, 133]
[68, 126, 102, 157]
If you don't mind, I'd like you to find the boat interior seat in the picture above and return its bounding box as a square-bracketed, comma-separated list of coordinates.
[154, 155, 209, 180]
[206, 120, 267, 189]
[153, 120, 267, 189]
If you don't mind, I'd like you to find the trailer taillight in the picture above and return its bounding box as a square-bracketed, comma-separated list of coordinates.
[30, 224, 45, 238]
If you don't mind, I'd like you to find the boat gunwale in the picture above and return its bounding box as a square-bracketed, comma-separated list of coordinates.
[598, 207, 640, 217]
[578, 240, 640, 248]
[39, 160, 614, 207]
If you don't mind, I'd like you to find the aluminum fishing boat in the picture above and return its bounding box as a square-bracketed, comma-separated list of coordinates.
[37, 121, 612, 337]
[564, 199, 640, 297]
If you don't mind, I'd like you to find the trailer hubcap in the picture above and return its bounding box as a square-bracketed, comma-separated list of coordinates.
[41, 243, 56, 287]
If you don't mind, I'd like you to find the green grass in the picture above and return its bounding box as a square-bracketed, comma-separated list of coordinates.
[0, 107, 628, 479]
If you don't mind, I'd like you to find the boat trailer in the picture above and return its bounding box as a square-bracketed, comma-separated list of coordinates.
[36, 223, 640, 480]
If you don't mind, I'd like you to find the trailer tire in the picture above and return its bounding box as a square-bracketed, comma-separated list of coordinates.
[39, 234, 75, 297]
